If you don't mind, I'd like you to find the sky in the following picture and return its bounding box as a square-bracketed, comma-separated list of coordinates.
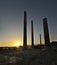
[0, 0, 57, 47]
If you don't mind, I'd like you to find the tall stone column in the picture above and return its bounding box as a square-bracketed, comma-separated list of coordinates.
[31, 20, 34, 47]
[40, 34, 41, 45]
[43, 18, 50, 46]
[23, 11, 27, 49]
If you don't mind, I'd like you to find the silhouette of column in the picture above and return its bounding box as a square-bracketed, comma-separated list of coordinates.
[23, 11, 27, 49]
[40, 34, 41, 45]
[43, 18, 50, 46]
[31, 20, 34, 47]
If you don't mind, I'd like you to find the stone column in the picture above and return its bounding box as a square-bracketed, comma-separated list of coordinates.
[23, 11, 27, 49]
[43, 18, 50, 46]
[31, 20, 34, 48]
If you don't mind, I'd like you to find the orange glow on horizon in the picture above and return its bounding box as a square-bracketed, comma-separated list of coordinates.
[15, 42, 20, 48]
[0, 39, 45, 47]
[0, 39, 23, 47]
[14, 41, 23, 47]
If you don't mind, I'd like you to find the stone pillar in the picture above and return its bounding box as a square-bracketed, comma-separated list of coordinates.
[23, 11, 27, 49]
[43, 18, 50, 46]
[31, 20, 34, 48]
[40, 34, 41, 45]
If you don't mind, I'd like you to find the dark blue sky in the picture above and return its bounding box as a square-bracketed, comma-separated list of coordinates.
[0, 0, 57, 46]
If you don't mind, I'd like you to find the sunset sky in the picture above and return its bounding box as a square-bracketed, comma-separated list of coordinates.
[0, 0, 57, 47]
